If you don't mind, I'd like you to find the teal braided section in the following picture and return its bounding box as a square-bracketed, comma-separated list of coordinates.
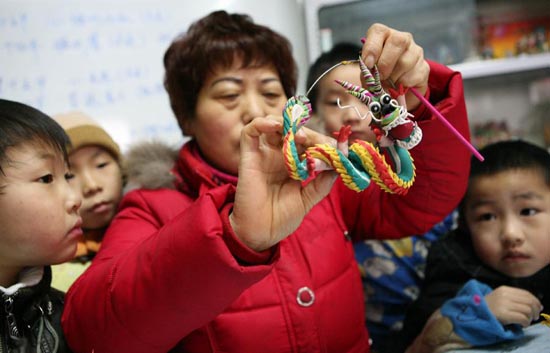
[341, 149, 372, 190]
[386, 145, 415, 182]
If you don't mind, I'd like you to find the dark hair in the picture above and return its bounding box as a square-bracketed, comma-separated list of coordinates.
[163, 10, 297, 135]
[0, 99, 69, 177]
[458, 139, 550, 226]
[469, 139, 550, 183]
[306, 43, 361, 112]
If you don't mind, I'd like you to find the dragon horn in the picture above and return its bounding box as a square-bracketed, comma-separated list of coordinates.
[335, 79, 362, 93]
[335, 79, 372, 104]
[347, 90, 372, 105]
[359, 57, 384, 97]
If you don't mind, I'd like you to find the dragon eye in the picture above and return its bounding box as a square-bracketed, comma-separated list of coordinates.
[369, 101, 381, 114]
[381, 94, 392, 105]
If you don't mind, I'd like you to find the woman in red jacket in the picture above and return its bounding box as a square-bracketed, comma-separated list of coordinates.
[62, 10, 471, 353]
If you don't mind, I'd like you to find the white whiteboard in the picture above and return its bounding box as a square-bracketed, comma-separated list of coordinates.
[0, 0, 308, 151]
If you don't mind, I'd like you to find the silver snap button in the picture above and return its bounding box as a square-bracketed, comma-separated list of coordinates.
[296, 286, 315, 307]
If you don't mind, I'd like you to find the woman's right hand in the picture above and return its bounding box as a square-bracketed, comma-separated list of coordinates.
[230, 115, 337, 252]
[361, 23, 430, 111]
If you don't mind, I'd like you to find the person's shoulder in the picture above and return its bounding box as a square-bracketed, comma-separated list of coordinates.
[125, 187, 183, 198]
[426, 59, 464, 98]
[426, 59, 453, 73]
[121, 187, 191, 213]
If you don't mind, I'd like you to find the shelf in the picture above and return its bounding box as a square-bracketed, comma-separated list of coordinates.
[449, 53, 550, 79]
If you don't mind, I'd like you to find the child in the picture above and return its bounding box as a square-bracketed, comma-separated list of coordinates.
[306, 42, 457, 353]
[396, 139, 550, 353]
[0, 98, 81, 352]
[61, 11, 471, 353]
[305, 43, 376, 140]
[50, 112, 124, 292]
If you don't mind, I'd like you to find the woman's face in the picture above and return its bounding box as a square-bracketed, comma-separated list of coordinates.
[187, 62, 287, 175]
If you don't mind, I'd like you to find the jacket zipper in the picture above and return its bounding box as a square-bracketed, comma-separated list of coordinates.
[3, 294, 21, 343]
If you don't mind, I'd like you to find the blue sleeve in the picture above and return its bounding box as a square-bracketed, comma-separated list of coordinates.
[440, 279, 524, 346]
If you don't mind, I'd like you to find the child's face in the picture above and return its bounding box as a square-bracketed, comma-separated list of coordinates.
[0, 142, 82, 272]
[464, 168, 550, 278]
[188, 61, 287, 175]
[68, 146, 123, 230]
[314, 63, 376, 143]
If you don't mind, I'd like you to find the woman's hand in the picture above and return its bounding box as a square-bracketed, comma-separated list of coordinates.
[361, 23, 430, 111]
[230, 116, 337, 252]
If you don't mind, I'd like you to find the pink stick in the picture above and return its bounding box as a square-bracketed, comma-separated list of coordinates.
[410, 87, 484, 161]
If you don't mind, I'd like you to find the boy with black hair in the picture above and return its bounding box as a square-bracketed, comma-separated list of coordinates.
[398, 139, 550, 353]
[0, 98, 81, 352]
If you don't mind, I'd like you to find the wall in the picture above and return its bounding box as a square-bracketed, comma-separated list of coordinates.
[0, 0, 308, 151]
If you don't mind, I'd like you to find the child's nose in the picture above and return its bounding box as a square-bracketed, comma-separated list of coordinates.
[342, 105, 361, 124]
[339, 98, 369, 125]
[501, 217, 525, 247]
[81, 171, 102, 196]
[67, 185, 82, 214]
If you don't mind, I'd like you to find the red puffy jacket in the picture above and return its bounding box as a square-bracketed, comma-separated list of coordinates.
[62, 61, 470, 353]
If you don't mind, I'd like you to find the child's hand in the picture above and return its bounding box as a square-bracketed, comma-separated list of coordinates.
[361, 23, 429, 111]
[231, 115, 337, 252]
[485, 286, 543, 327]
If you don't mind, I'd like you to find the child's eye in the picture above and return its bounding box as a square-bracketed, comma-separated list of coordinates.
[65, 172, 75, 181]
[38, 174, 54, 184]
[323, 99, 339, 107]
[477, 213, 496, 222]
[96, 162, 109, 169]
[520, 208, 538, 216]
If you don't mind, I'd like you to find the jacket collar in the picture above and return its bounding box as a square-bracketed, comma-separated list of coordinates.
[0, 266, 51, 316]
[175, 141, 237, 197]
[0, 267, 44, 296]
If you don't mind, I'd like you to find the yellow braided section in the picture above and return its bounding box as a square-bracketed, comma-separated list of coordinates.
[283, 132, 302, 181]
[349, 143, 392, 193]
[350, 142, 415, 192]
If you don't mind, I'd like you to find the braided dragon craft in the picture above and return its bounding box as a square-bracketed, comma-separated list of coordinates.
[283, 57, 422, 194]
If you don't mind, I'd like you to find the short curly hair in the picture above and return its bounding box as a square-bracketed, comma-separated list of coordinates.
[163, 10, 298, 135]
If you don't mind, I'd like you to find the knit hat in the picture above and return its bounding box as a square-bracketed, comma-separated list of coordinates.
[52, 111, 122, 162]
